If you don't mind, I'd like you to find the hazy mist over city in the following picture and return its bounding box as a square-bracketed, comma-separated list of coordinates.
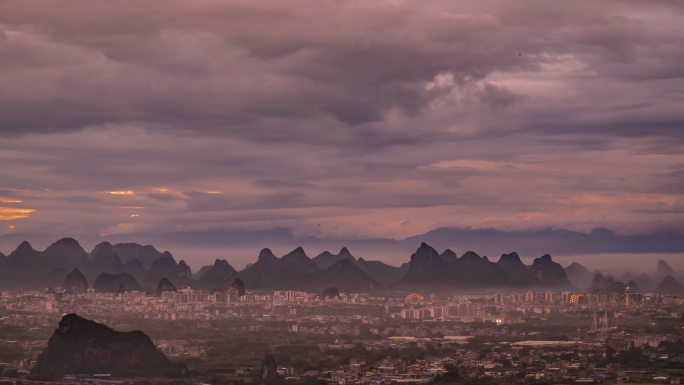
[1, 1, 683, 385]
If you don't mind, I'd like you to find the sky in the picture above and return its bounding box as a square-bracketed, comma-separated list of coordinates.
[1, 0, 683, 268]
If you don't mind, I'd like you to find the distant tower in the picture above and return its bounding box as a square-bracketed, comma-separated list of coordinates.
[624, 286, 631, 307]
[592, 311, 598, 331]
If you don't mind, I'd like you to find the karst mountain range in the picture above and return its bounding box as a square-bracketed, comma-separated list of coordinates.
[0, 238, 682, 294]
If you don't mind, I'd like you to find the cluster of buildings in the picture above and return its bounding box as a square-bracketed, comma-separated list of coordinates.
[270, 337, 684, 385]
[1, 285, 676, 324]
[1, 286, 683, 384]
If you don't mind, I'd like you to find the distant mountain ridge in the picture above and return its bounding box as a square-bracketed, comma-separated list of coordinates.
[0, 238, 191, 291]
[581, 268, 683, 295]
[312, 247, 407, 286]
[397, 243, 573, 289]
[239, 247, 379, 292]
[565, 262, 594, 289]
[0, 237, 682, 294]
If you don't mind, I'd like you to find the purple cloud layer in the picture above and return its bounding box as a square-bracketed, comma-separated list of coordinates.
[0, 0, 683, 260]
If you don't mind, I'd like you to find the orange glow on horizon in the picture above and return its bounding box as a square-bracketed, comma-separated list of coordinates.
[0, 207, 36, 221]
[106, 190, 135, 195]
[0, 197, 23, 203]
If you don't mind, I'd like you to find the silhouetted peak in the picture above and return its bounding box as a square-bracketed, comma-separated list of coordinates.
[258, 248, 277, 262]
[657, 275, 684, 294]
[231, 278, 246, 296]
[15, 240, 35, 252]
[215, 259, 237, 273]
[178, 260, 189, 268]
[282, 246, 309, 262]
[53, 237, 80, 246]
[44, 238, 89, 260]
[406, 243, 445, 276]
[417, 242, 437, 253]
[63, 268, 89, 293]
[566, 262, 590, 274]
[213, 259, 232, 269]
[532, 254, 555, 266]
[91, 243, 121, 262]
[661, 275, 680, 285]
[155, 278, 177, 296]
[93, 272, 142, 293]
[338, 247, 354, 259]
[498, 252, 523, 265]
[411, 242, 440, 262]
[460, 251, 482, 262]
[482, 256, 490, 262]
[589, 273, 608, 291]
[161, 250, 175, 260]
[60, 313, 91, 328]
[91, 241, 115, 253]
[440, 249, 458, 262]
[658, 260, 676, 275]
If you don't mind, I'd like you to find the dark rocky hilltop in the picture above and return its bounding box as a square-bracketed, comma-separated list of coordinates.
[93, 272, 142, 293]
[155, 277, 178, 297]
[62, 268, 89, 294]
[33, 313, 184, 378]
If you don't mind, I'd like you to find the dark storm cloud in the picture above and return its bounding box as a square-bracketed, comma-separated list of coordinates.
[0, 0, 682, 145]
